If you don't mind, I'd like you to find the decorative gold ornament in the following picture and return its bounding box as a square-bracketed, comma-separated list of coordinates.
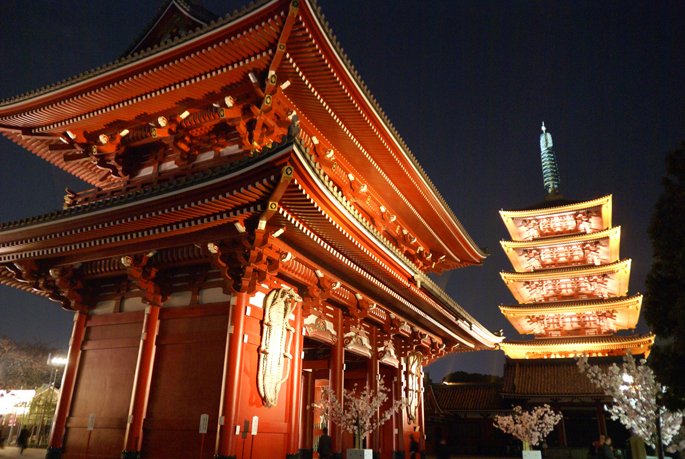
[257, 288, 302, 407]
[406, 351, 423, 423]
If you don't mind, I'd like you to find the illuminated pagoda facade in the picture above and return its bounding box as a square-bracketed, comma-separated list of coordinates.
[0, 1, 502, 459]
[498, 123, 654, 360]
[493, 124, 654, 447]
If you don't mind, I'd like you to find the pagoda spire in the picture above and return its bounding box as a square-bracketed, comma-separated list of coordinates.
[540, 122, 561, 196]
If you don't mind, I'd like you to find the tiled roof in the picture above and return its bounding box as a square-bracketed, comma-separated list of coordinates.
[500, 294, 642, 311]
[513, 196, 584, 212]
[501, 358, 612, 396]
[0, 138, 283, 232]
[503, 334, 652, 347]
[428, 383, 503, 411]
[500, 258, 630, 279]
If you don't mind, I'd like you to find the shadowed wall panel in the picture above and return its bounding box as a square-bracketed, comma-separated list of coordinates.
[141, 304, 228, 459]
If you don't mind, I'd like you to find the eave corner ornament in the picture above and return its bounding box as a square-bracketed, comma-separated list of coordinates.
[257, 287, 301, 407]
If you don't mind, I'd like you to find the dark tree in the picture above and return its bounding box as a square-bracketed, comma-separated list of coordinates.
[0, 336, 60, 390]
[442, 370, 502, 384]
[644, 141, 685, 411]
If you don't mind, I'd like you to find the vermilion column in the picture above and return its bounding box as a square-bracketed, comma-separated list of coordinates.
[300, 371, 315, 452]
[393, 344, 405, 458]
[418, 366, 426, 452]
[287, 303, 304, 458]
[330, 308, 345, 455]
[556, 403, 567, 447]
[368, 328, 379, 452]
[215, 292, 249, 458]
[47, 312, 87, 459]
[122, 305, 161, 458]
[597, 402, 607, 436]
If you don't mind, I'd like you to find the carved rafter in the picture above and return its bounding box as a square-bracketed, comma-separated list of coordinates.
[524, 274, 610, 302]
[55, 79, 296, 183]
[301, 270, 339, 317]
[342, 295, 376, 335]
[120, 251, 169, 307]
[3, 261, 93, 313]
[423, 336, 446, 365]
[525, 310, 618, 337]
[522, 211, 593, 238]
[523, 241, 601, 270]
[207, 228, 282, 295]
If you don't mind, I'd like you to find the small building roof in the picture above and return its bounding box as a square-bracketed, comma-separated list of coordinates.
[427, 383, 503, 412]
[501, 358, 608, 397]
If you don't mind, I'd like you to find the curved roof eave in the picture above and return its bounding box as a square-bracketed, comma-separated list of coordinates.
[301, 0, 487, 263]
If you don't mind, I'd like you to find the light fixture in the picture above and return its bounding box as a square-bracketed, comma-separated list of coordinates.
[51, 357, 68, 366]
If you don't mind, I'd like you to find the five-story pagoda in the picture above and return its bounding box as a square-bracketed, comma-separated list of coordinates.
[498, 123, 654, 359]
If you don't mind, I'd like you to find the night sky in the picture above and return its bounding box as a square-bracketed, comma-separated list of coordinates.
[1, 1, 683, 380]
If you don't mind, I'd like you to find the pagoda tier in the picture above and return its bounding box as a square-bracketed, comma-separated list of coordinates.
[497, 124, 653, 360]
[500, 226, 621, 271]
[500, 195, 612, 241]
[499, 294, 643, 336]
[499, 333, 655, 360]
[500, 258, 633, 304]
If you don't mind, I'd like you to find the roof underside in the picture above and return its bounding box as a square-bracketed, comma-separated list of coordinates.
[0, 0, 485, 268]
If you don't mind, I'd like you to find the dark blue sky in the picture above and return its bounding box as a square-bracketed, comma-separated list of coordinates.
[1, 0, 683, 379]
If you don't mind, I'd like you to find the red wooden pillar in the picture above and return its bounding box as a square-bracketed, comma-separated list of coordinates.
[300, 371, 315, 452]
[287, 303, 304, 457]
[556, 403, 567, 447]
[330, 308, 345, 454]
[122, 305, 161, 458]
[47, 312, 87, 459]
[597, 402, 607, 436]
[393, 342, 405, 457]
[215, 292, 249, 458]
[368, 327, 379, 452]
[418, 366, 426, 452]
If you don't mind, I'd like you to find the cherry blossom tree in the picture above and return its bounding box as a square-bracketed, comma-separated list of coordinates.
[313, 378, 408, 450]
[493, 404, 563, 450]
[576, 353, 685, 459]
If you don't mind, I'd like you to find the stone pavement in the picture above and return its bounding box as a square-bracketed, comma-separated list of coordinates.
[0, 447, 46, 458]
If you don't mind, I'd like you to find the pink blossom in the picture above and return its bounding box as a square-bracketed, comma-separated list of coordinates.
[576, 353, 684, 453]
[494, 405, 563, 447]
